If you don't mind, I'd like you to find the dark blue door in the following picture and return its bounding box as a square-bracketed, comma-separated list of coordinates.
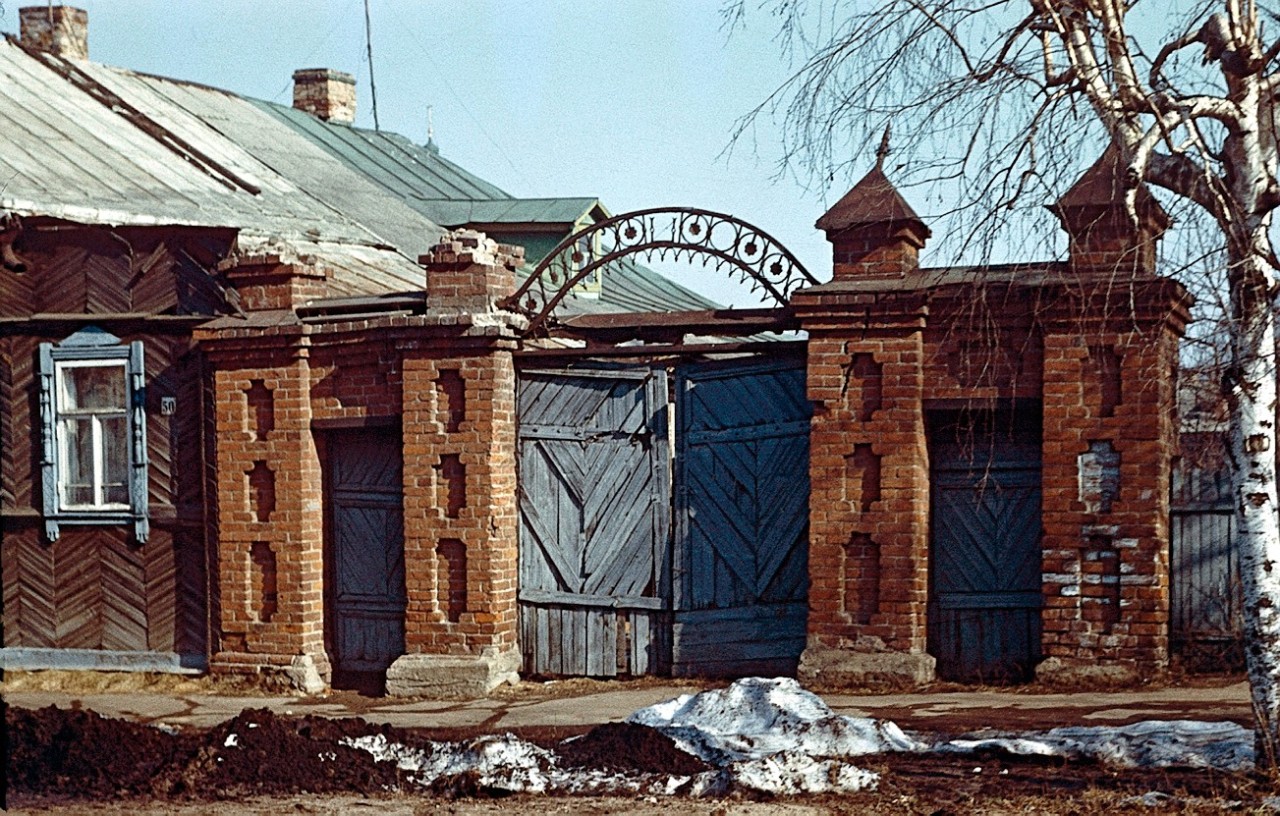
[927, 408, 1042, 683]
[327, 428, 406, 678]
[673, 358, 811, 677]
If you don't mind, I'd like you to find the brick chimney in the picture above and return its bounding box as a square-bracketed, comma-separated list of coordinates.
[291, 69, 356, 125]
[19, 5, 88, 59]
[816, 164, 930, 281]
[1049, 145, 1170, 279]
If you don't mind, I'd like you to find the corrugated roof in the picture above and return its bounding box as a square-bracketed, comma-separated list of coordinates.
[0, 37, 433, 296]
[1, 35, 717, 312]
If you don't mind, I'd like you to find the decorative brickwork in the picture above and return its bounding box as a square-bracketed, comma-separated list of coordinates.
[201, 335, 329, 683]
[195, 232, 525, 692]
[798, 153, 1190, 687]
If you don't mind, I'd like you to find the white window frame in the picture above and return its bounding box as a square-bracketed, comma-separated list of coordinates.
[38, 328, 149, 543]
[54, 358, 131, 512]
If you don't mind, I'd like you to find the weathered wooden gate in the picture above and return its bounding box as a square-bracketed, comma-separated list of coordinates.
[927, 409, 1043, 683]
[517, 368, 672, 676]
[517, 358, 809, 677]
[325, 427, 406, 680]
[672, 359, 810, 676]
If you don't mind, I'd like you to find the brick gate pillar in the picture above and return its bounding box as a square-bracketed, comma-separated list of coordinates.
[198, 261, 330, 692]
[793, 165, 938, 685]
[1038, 151, 1191, 683]
[385, 231, 525, 696]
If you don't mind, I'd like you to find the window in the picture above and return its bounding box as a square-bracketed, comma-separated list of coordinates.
[38, 327, 148, 543]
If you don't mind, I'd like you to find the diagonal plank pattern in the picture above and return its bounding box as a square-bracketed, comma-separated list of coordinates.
[672, 359, 811, 677]
[928, 415, 1043, 684]
[518, 368, 670, 677]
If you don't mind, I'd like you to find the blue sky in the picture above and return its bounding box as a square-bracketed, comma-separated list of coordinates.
[0, 1, 856, 306]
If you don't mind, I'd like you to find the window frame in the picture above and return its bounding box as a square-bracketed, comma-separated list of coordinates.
[38, 329, 149, 543]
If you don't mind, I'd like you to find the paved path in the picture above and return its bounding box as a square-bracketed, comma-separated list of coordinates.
[2, 678, 1252, 734]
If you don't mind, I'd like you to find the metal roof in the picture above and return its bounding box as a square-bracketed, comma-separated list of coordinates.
[0, 37, 432, 295]
[418, 198, 608, 228]
[0, 35, 719, 312]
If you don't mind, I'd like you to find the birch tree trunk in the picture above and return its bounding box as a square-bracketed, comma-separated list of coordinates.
[1229, 244, 1280, 764]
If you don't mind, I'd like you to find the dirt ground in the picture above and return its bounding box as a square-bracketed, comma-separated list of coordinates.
[6, 699, 1279, 815]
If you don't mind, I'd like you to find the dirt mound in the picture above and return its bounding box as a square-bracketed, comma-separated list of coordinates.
[5, 705, 710, 803]
[6, 705, 196, 798]
[557, 722, 709, 775]
[6, 706, 403, 801]
[164, 708, 403, 798]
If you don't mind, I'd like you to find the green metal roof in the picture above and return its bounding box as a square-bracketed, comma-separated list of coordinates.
[422, 197, 608, 228]
[255, 97, 719, 312]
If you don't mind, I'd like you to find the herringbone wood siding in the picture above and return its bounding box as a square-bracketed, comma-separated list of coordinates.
[0, 227, 227, 656]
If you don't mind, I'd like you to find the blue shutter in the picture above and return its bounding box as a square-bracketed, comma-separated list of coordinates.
[128, 340, 149, 543]
[37, 342, 58, 542]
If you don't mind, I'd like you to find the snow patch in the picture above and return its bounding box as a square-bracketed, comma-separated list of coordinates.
[628, 676, 921, 763]
[943, 720, 1253, 771]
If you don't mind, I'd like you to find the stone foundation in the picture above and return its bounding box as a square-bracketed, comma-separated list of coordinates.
[797, 642, 935, 688]
[385, 647, 520, 698]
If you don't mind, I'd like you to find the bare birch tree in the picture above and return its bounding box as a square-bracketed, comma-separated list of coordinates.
[728, 0, 1280, 764]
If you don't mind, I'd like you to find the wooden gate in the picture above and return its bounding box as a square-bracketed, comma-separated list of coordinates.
[927, 409, 1042, 683]
[517, 358, 810, 678]
[672, 359, 810, 676]
[517, 368, 671, 676]
[325, 427, 406, 681]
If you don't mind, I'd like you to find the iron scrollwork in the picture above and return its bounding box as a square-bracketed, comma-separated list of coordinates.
[499, 208, 818, 335]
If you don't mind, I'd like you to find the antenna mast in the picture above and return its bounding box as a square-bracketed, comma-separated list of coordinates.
[363, 0, 380, 131]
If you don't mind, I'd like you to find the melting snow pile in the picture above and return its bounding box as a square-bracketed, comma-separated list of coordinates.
[343, 677, 914, 795]
[628, 676, 921, 794]
[943, 719, 1254, 771]
[340, 677, 1257, 798]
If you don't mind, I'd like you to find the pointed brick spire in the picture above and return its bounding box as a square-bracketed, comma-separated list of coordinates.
[818, 139, 929, 280]
[1050, 146, 1170, 278]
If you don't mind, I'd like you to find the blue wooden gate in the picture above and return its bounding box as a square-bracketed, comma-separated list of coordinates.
[517, 358, 810, 677]
[517, 367, 672, 676]
[672, 359, 811, 676]
[927, 409, 1042, 683]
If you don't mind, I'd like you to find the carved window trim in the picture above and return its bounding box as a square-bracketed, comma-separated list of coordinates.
[38, 327, 148, 543]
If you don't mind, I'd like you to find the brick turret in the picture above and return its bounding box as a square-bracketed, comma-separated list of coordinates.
[1050, 146, 1170, 278]
[816, 160, 929, 280]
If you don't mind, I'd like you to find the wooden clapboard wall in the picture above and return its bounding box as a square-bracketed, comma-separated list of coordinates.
[0, 224, 231, 660]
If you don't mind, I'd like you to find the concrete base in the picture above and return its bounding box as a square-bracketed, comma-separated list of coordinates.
[1034, 656, 1142, 687]
[386, 647, 520, 698]
[0, 647, 206, 674]
[209, 650, 331, 695]
[798, 643, 935, 689]
[283, 655, 328, 695]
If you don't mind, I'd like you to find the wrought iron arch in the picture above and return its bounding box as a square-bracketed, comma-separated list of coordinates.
[499, 207, 818, 335]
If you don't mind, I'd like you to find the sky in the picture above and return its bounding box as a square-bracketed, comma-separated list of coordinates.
[0, 1, 857, 307]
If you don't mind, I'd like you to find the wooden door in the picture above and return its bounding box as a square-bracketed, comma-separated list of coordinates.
[672, 359, 811, 676]
[326, 427, 406, 680]
[927, 409, 1042, 683]
[517, 368, 671, 676]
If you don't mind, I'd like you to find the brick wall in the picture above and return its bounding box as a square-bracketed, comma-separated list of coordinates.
[1040, 281, 1190, 675]
[196, 231, 524, 687]
[800, 160, 1189, 684]
[794, 290, 931, 656]
[401, 347, 519, 655]
[203, 332, 329, 679]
